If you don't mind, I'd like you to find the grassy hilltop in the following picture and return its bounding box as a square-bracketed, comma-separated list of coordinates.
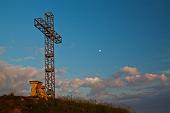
[0, 94, 134, 113]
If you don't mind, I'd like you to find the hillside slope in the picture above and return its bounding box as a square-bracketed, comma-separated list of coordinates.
[0, 95, 133, 113]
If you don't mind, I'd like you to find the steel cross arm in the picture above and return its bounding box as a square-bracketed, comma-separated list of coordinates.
[34, 18, 62, 44]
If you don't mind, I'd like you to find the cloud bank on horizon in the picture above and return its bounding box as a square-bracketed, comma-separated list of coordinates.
[0, 60, 169, 103]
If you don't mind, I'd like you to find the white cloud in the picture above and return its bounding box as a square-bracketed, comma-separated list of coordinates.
[12, 56, 35, 62]
[121, 66, 169, 83]
[0, 61, 43, 95]
[160, 74, 168, 81]
[144, 73, 159, 81]
[55, 66, 169, 102]
[125, 74, 141, 82]
[0, 60, 68, 96]
[122, 66, 139, 75]
[0, 61, 169, 103]
[144, 73, 168, 81]
[161, 69, 170, 74]
[85, 77, 101, 84]
[56, 68, 67, 76]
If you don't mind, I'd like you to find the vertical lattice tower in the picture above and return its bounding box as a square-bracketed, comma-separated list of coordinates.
[34, 12, 62, 99]
[44, 12, 55, 98]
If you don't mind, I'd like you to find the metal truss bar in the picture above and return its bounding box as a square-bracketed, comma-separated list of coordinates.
[34, 18, 62, 44]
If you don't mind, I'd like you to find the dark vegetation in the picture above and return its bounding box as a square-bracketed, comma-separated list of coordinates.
[0, 94, 134, 113]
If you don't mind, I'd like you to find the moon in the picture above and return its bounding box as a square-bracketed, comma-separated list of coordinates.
[98, 49, 102, 52]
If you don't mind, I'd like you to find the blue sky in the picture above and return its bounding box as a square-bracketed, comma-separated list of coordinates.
[0, 0, 170, 113]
